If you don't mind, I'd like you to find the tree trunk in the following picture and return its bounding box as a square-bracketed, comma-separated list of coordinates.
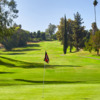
[94, 6, 97, 26]
[76, 46, 79, 52]
[76, 37, 79, 52]
[70, 45, 72, 53]
[97, 49, 99, 56]
[63, 48, 67, 54]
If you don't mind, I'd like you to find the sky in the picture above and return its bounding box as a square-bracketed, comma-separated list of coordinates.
[14, 0, 100, 32]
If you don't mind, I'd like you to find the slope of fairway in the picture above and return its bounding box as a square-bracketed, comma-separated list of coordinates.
[0, 41, 100, 100]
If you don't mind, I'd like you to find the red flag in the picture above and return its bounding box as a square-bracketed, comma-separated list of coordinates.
[44, 51, 49, 63]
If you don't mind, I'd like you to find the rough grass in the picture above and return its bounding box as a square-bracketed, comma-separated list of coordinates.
[0, 41, 100, 100]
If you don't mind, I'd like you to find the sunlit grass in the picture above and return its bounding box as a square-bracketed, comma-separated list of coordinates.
[0, 41, 100, 100]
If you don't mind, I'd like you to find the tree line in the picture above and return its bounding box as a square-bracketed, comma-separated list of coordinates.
[0, 0, 100, 55]
[1, 23, 57, 51]
[29, 23, 57, 42]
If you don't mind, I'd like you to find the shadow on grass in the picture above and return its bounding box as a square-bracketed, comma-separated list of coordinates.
[26, 43, 40, 48]
[15, 79, 86, 84]
[0, 72, 15, 74]
[0, 56, 81, 68]
[0, 59, 16, 67]
[92, 54, 100, 57]
[0, 80, 86, 86]
[0, 56, 44, 68]
[2, 43, 41, 54]
[0, 53, 25, 55]
[12, 49, 41, 52]
[46, 65, 82, 68]
[71, 51, 78, 53]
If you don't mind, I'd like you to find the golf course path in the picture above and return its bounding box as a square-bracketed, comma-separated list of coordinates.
[79, 56, 100, 60]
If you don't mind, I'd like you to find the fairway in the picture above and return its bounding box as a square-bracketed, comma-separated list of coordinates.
[0, 41, 100, 100]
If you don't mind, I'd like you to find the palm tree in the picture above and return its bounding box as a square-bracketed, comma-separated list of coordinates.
[92, 22, 97, 35]
[93, 0, 98, 25]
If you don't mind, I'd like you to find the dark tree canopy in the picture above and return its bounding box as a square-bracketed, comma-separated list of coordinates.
[93, 0, 98, 6]
[63, 15, 68, 54]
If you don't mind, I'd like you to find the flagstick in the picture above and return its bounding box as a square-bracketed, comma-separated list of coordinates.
[42, 62, 45, 98]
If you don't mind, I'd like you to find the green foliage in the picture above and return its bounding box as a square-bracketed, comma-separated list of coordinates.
[85, 30, 100, 55]
[41, 32, 46, 40]
[36, 30, 41, 38]
[1, 37, 14, 51]
[29, 29, 57, 42]
[93, 30, 100, 55]
[63, 15, 68, 54]
[45, 23, 56, 39]
[52, 34, 57, 40]
[73, 12, 85, 51]
[56, 12, 89, 53]
[56, 17, 64, 43]
[67, 19, 74, 52]
[0, 0, 18, 37]
[74, 12, 83, 26]
[29, 31, 46, 41]
[85, 37, 93, 53]
[2, 26, 30, 50]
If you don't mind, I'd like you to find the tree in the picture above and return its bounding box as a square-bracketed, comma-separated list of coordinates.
[17, 29, 29, 47]
[56, 17, 64, 43]
[93, 30, 100, 55]
[67, 19, 74, 52]
[85, 38, 93, 53]
[91, 22, 98, 35]
[0, 0, 18, 38]
[85, 30, 100, 56]
[63, 15, 68, 54]
[45, 23, 56, 39]
[57, 12, 88, 53]
[52, 34, 57, 40]
[2, 25, 30, 50]
[41, 32, 46, 40]
[56, 16, 68, 54]
[73, 12, 84, 51]
[93, 0, 98, 26]
[36, 30, 41, 38]
[33, 32, 37, 38]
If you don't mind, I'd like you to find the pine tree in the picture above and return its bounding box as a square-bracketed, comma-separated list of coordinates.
[73, 12, 84, 51]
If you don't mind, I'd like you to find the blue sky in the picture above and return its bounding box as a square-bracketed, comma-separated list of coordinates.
[15, 0, 100, 32]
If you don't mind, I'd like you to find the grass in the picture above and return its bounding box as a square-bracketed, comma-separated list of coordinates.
[0, 41, 100, 100]
[1, 84, 100, 100]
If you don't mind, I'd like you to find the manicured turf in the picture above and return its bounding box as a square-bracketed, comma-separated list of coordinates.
[0, 41, 100, 100]
[0, 84, 100, 100]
